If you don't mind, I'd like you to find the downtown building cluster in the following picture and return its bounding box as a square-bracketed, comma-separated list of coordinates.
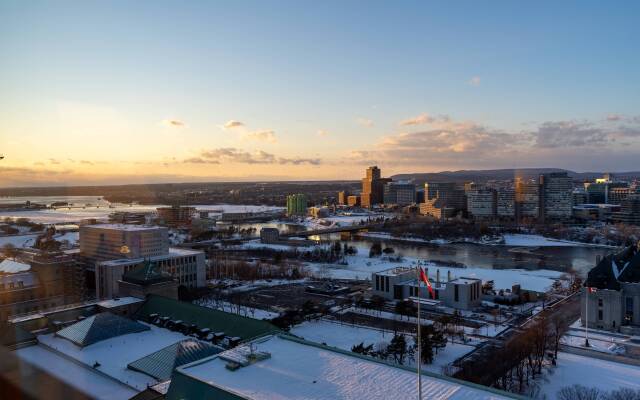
[336, 166, 640, 225]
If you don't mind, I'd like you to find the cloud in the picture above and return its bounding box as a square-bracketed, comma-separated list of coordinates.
[349, 113, 640, 170]
[244, 130, 277, 143]
[161, 119, 186, 128]
[48, 158, 61, 165]
[606, 114, 623, 122]
[224, 120, 245, 129]
[469, 76, 481, 86]
[531, 120, 640, 148]
[356, 117, 374, 127]
[399, 113, 436, 126]
[184, 148, 321, 166]
[317, 130, 329, 137]
[278, 157, 321, 165]
[80, 160, 94, 165]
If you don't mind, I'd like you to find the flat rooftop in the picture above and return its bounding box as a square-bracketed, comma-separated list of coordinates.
[99, 247, 202, 267]
[81, 223, 165, 232]
[376, 266, 414, 276]
[451, 277, 482, 285]
[170, 335, 512, 400]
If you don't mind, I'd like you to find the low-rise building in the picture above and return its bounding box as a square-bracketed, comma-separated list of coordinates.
[95, 247, 205, 299]
[347, 195, 360, 207]
[165, 334, 514, 400]
[260, 228, 280, 243]
[156, 206, 196, 226]
[308, 206, 330, 219]
[371, 267, 481, 310]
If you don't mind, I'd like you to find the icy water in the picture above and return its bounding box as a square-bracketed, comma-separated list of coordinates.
[234, 221, 611, 276]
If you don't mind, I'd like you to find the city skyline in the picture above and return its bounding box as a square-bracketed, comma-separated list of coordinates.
[1, 1, 640, 187]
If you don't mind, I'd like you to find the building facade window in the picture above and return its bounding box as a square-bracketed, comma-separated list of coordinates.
[454, 285, 459, 302]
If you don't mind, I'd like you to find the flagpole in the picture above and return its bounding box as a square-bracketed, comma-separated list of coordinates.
[416, 265, 422, 400]
[585, 287, 590, 347]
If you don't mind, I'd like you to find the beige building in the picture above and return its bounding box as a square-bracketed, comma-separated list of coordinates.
[80, 224, 169, 261]
[95, 248, 205, 299]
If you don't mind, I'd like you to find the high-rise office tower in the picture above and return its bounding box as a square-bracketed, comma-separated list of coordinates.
[361, 166, 390, 208]
[539, 172, 573, 222]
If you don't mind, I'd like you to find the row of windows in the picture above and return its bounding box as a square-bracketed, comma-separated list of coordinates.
[0, 281, 25, 290]
[375, 275, 391, 293]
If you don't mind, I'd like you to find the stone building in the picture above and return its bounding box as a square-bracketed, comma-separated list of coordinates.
[582, 244, 640, 334]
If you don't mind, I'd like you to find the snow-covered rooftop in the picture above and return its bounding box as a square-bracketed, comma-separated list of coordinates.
[173, 335, 513, 400]
[36, 322, 192, 391]
[0, 258, 31, 273]
[97, 296, 145, 309]
[82, 223, 165, 232]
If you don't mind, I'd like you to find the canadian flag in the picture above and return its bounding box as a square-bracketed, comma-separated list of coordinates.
[419, 267, 435, 299]
[587, 287, 597, 293]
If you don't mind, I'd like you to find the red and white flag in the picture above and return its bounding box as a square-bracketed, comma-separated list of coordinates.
[419, 267, 435, 299]
[587, 287, 597, 293]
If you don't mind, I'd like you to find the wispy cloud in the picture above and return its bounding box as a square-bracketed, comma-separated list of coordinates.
[399, 113, 436, 126]
[356, 117, 374, 127]
[469, 76, 481, 86]
[161, 119, 186, 128]
[244, 129, 277, 143]
[80, 160, 94, 165]
[184, 148, 321, 165]
[317, 130, 329, 137]
[48, 158, 61, 165]
[224, 120, 244, 129]
[606, 114, 623, 122]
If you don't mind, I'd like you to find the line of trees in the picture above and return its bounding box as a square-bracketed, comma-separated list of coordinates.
[454, 312, 571, 394]
[351, 324, 448, 368]
[558, 386, 640, 400]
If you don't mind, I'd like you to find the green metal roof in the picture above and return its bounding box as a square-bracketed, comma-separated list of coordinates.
[135, 295, 279, 342]
[55, 312, 150, 347]
[123, 259, 173, 286]
[128, 339, 222, 381]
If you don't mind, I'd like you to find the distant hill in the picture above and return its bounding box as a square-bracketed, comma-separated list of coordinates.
[390, 168, 640, 186]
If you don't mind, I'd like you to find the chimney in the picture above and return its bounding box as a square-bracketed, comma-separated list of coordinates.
[447, 270, 452, 282]
[437, 269, 440, 283]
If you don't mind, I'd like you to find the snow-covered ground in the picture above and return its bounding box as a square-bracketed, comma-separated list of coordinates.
[0, 233, 39, 248]
[560, 334, 625, 355]
[0, 231, 79, 249]
[238, 239, 322, 252]
[0, 204, 283, 224]
[290, 319, 475, 374]
[212, 278, 309, 294]
[343, 307, 508, 338]
[537, 351, 640, 399]
[502, 234, 594, 247]
[194, 299, 279, 320]
[306, 248, 565, 292]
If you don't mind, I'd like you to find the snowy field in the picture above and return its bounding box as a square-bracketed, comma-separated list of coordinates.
[343, 307, 509, 338]
[212, 278, 309, 294]
[194, 299, 279, 320]
[290, 319, 475, 373]
[537, 351, 640, 399]
[0, 231, 79, 248]
[306, 248, 565, 291]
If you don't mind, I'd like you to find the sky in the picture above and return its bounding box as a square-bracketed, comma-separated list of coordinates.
[1, 0, 639, 187]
